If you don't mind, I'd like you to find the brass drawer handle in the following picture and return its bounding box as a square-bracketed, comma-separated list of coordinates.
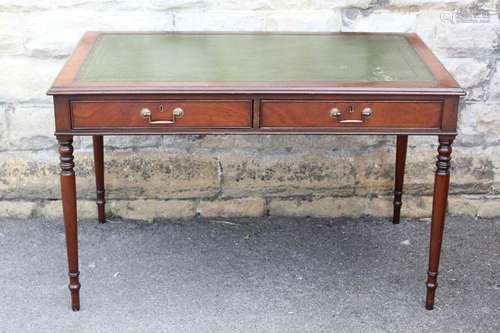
[329, 107, 341, 118]
[361, 107, 373, 117]
[329, 107, 373, 123]
[140, 107, 184, 125]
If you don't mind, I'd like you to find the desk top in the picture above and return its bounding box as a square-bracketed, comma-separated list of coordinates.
[48, 32, 463, 96]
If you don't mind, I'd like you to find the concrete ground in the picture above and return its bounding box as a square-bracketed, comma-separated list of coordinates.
[0, 216, 498, 333]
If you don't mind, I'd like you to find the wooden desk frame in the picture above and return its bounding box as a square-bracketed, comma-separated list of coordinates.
[48, 32, 464, 311]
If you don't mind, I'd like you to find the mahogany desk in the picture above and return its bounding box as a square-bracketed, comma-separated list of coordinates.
[48, 32, 464, 311]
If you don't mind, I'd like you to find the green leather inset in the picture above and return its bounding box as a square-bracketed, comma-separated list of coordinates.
[75, 34, 436, 83]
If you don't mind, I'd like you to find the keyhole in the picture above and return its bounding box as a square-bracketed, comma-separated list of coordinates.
[159, 104, 164, 112]
[348, 105, 354, 113]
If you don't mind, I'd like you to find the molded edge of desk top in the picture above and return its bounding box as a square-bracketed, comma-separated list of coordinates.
[47, 31, 465, 96]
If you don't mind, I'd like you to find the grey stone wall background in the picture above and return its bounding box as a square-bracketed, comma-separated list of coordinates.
[0, 0, 499, 220]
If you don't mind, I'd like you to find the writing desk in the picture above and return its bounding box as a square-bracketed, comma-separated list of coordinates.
[48, 32, 464, 311]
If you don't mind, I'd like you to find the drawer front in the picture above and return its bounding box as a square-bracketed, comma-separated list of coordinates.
[260, 100, 443, 129]
[71, 100, 253, 129]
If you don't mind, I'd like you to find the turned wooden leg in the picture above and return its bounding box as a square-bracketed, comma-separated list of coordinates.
[92, 135, 106, 223]
[393, 135, 408, 224]
[58, 136, 81, 311]
[425, 135, 454, 310]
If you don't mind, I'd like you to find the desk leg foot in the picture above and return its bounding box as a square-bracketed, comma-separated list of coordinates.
[425, 135, 454, 310]
[393, 135, 408, 224]
[58, 136, 81, 311]
[93, 135, 106, 224]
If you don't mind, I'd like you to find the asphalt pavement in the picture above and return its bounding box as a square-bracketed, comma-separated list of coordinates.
[0, 215, 498, 332]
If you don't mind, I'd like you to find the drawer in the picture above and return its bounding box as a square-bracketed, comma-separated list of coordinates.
[260, 100, 443, 129]
[71, 100, 253, 129]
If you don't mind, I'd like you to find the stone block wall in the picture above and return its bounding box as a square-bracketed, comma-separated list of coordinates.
[0, 0, 499, 220]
